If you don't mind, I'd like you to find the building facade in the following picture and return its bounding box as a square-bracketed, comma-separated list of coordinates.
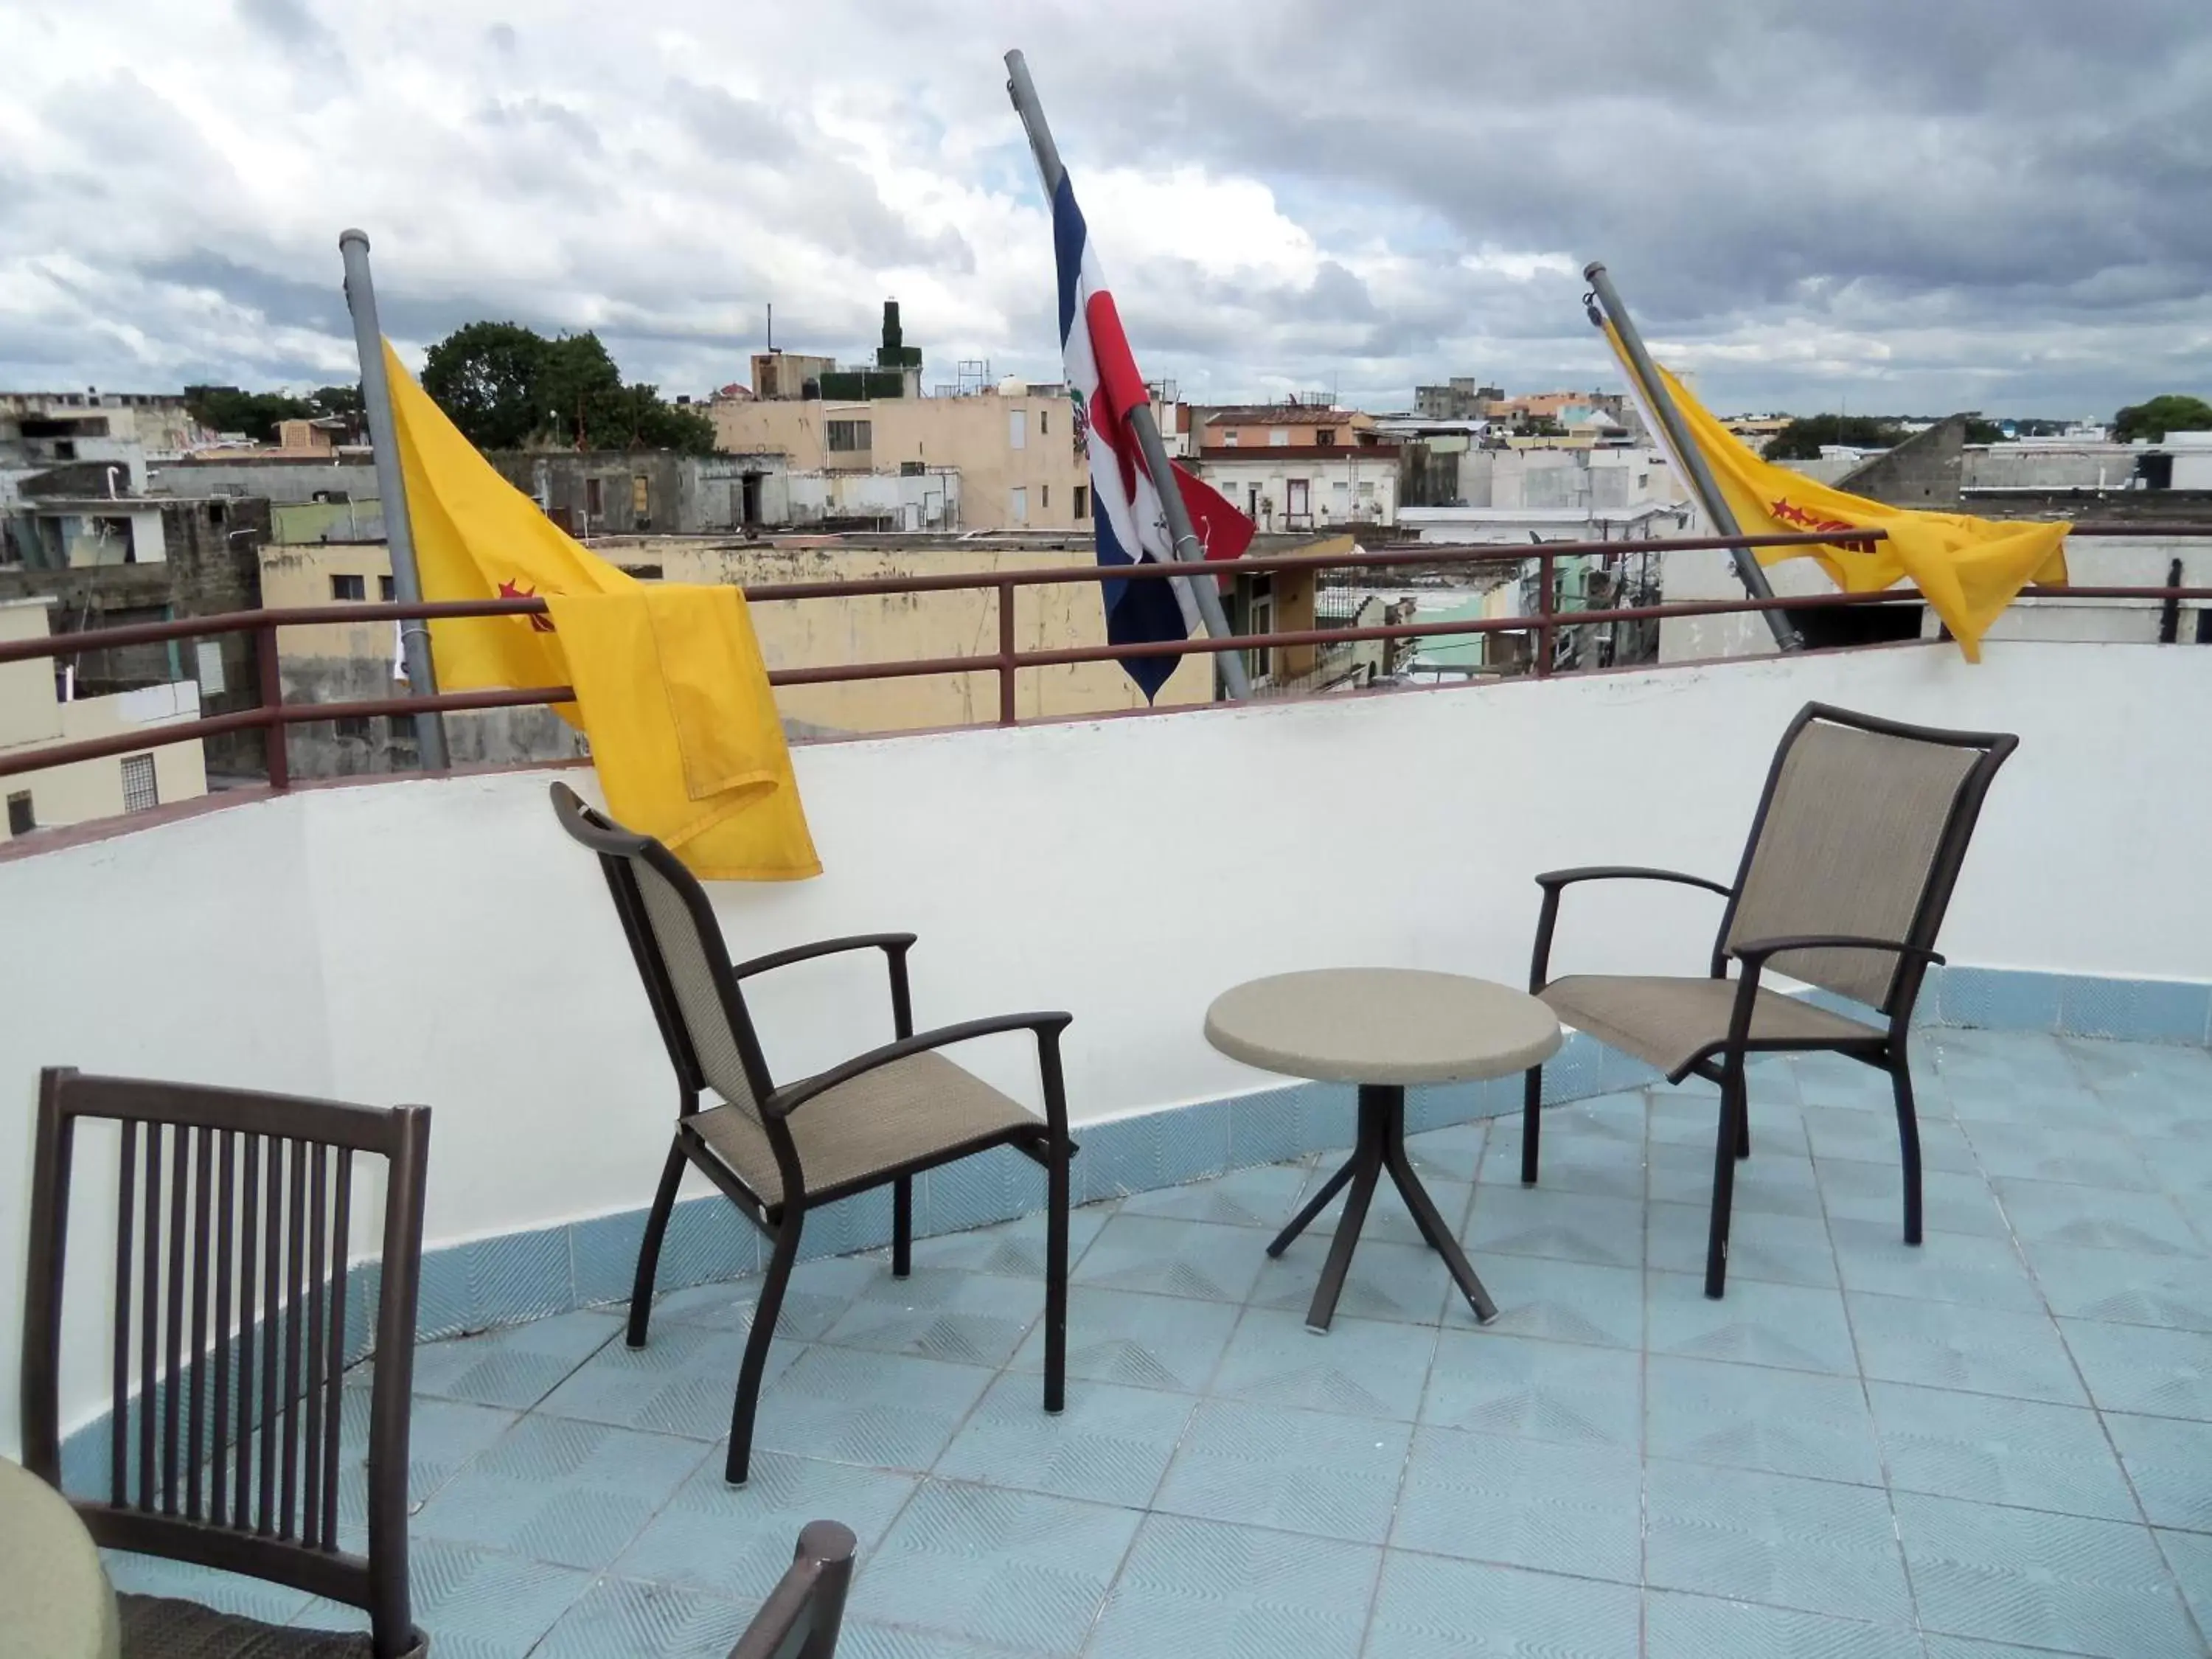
[712, 392, 1085, 532]
[0, 597, 206, 841]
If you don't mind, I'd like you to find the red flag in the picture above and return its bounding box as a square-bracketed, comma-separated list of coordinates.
[1171, 462, 1256, 591]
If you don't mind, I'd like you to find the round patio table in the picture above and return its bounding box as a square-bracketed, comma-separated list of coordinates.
[0, 1457, 120, 1659]
[1205, 968, 1562, 1332]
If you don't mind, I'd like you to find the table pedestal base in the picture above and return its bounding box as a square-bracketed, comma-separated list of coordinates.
[1266, 1082, 1498, 1332]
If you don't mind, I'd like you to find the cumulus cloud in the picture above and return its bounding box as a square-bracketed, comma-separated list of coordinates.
[0, 0, 2206, 414]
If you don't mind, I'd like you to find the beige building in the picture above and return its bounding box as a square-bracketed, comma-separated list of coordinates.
[260, 530, 1214, 749]
[712, 392, 1087, 533]
[0, 597, 206, 841]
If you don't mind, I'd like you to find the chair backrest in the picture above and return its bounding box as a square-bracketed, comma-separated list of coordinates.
[19, 1068, 431, 1659]
[728, 1520, 858, 1659]
[1718, 703, 2018, 1017]
[549, 784, 787, 1134]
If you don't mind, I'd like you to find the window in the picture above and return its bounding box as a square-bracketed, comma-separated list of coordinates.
[1041, 484, 1049, 511]
[1073, 484, 1089, 521]
[585, 477, 604, 516]
[631, 475, 650, 516]
[827, 420, 872, 452]
[335, 714, 372, 740]
[1222, 431, 1239, 447]
[378, 574, 396, 601]
[330, 573, 365, 601]
[1008, 409, 1026, 451]
[384, 717, 416, 748]
[1009, 486, 1029, 524]
[1318, 428, 1338, 447]
[7, 792, 33, 837]
[209, 501, 226, 527]
[120, 754, 158, 813]
[1039, 408, 1048, 436]
[1269, 428, 1291, 447]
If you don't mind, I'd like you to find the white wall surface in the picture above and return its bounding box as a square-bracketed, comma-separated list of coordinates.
[5, 639, 2211, 1446]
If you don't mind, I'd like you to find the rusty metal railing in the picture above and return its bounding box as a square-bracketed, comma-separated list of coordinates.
[2, 525, 2209, 790]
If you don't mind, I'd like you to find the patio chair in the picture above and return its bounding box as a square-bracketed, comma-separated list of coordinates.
[1521, 702, 2017, 1298]
[550, 783, 1076, 1486]
[20, 1068, 432, 1658]
[728, 1520, 856, 1659]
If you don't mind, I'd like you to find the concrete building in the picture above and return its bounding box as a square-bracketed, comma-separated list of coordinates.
[0, 391, 204, 459]
[0, 490, 271, 779]
[1194, 408, 1397, 532]
[255, 529, 1233, 762]
[1397, 501, 1694, 546]
[714, 391, 1082, 532]
[0, 597, 206, 841]
[1454, 445, 1688, 514]
[1413, 378, 1502, 420]
[748, 352, 836, 400]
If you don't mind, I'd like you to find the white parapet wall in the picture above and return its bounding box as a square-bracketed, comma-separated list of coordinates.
[4, 637, 2211, 1446]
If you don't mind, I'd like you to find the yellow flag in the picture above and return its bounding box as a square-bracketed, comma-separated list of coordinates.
[1607, 328, 2069, 660]
[383, 340, 820, 880]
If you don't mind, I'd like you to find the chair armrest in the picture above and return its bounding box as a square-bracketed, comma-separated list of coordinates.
[1535, 866, 1733, 897]
[727, 1520, 857, 1659]
[1729, 935, 1945, 970]
[768, 1011, 1075, 1119]
[731, 933, 917, 979]
[1528, 867, 1733, 993]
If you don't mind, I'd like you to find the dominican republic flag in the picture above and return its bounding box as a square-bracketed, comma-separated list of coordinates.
[1053, 172, 1254, 699]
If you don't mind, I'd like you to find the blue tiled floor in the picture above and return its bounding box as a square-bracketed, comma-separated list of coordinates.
[100, 1033, 2212, 1655]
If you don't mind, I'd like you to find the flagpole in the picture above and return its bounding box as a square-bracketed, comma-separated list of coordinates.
[1004, 49, 1251, 701]
[1582, 261, 1801, 652]
[340, 229, 452, 765]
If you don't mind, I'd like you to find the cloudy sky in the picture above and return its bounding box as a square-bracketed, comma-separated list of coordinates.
[4, 1, 2208, 417]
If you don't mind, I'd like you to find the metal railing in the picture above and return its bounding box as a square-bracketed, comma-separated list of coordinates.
[1, 525, 2208, 791]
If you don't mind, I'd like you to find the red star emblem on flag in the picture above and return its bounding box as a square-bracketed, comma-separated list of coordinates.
[498, 578, 557, 633]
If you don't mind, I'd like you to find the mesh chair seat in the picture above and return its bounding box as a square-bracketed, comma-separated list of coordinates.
[691, 1049, 1043, 1208]
[119, 1594, 413, 1658]
[1540, 974, 1882, 1079]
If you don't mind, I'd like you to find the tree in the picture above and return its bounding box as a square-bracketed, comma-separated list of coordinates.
[1964, 419, 2006, 445]
[420, 321, 550, 451]
[1761, 414, 1905, 461]
[417, 321, 714, 454]
[2113, 394, 2212, 444]
[184, 384, 315, 442]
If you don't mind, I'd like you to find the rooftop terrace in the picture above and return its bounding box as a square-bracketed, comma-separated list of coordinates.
[4, 554, 2212, 1655]
[91, 1033, 2212, 1656]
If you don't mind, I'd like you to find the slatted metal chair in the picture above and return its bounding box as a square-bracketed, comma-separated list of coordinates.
[1521, 703, 2017, 1298]
[550, 782, 1076, 1487]
[19, 1068, 431, 1659]
[728, 1520, 856, 1659]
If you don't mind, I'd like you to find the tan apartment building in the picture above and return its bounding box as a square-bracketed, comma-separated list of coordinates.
[260, 529, 1215, 756]
[0, 597, 206, 841]
[712, 392, 1088, 533]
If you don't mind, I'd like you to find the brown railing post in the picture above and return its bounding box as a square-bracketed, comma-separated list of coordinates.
[254, 624, 289, 791]
[1535, 549, 1557, 678]
[996, 577, 1018, 726]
